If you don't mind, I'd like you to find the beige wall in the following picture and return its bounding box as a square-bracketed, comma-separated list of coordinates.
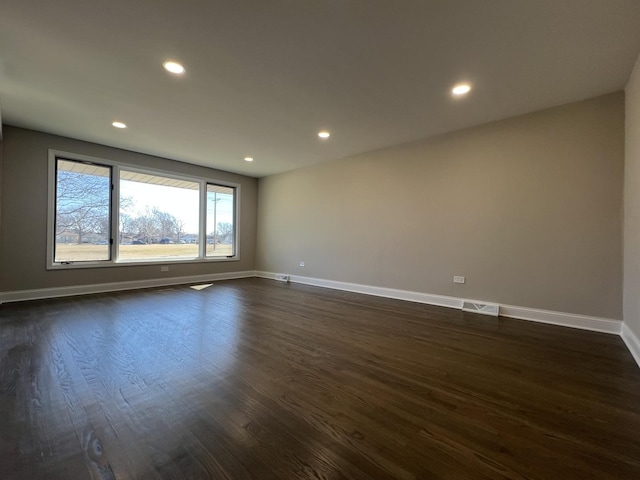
[0, 126, 258, 292]
[257, 93, 624, 319]
[624, 55, 640, 335]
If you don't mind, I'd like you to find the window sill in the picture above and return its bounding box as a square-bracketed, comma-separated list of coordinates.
[47, 256, 240, 270]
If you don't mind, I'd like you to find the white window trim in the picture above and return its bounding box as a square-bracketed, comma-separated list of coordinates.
[47, 149, 241, 270]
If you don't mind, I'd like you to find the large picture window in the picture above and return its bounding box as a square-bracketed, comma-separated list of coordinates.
[48, 151, 239, 268]
[119, 171, 200, 261]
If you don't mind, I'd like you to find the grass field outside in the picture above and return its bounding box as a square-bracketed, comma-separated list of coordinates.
[55, 243, 233, 262]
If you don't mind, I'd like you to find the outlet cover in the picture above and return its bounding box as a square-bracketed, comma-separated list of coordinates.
[453, 276, 465, 284]
[299, 261, 305, 267]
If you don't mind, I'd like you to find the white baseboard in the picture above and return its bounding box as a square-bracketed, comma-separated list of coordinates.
[0, 270, 257, 304]
[255, 271, 622, 335]
[256, 271, 462, 309]
[622, 323, 640, 368]
[499, 304, 622, 334]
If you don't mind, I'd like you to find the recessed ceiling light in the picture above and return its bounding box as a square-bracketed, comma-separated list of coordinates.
[318, 131, 331, 139]
[452, 84, 471, 96]
[112, 121, 127, 129]
[163, 61, 185, 75]
[244, 157, 254, 162]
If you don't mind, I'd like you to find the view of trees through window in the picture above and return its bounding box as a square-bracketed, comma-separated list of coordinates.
[55, 160, 111, 262]
[53, 157, 237, 264]
[206, 184, 235, 257]
[119, 171, 200, 260]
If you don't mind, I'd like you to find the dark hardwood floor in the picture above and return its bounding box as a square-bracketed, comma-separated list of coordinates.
[1, 278, 639, 479]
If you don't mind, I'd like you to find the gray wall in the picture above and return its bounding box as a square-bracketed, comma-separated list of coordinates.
[0, 135, 3, 281]
[257, 93, 624, 319]
[624, 54, 640, 336]
[0, 126, 258, 292]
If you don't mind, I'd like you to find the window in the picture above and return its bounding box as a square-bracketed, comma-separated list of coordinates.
[54, 159, 112, 263]
[48, 151, 239, 268]
[206, 184, 236, 258]
[119, 171, 200, 261]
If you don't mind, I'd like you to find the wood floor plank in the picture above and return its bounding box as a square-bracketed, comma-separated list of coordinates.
[1, 278, 640, 479]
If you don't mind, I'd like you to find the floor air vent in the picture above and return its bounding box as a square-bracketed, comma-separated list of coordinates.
[274, 273, 290, 282]
[461, 301, 500, 317]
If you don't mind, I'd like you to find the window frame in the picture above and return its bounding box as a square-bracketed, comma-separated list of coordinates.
[47, 150, 241, 270]
[53, 157, 113, 264]
[205, 182, 238, 259]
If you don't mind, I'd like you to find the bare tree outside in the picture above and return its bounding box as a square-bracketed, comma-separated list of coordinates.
[56, 169, 109, 244]
[129, 208, 158, 243]
[215, 222, 234, 244]
[175, 217, 186, 242]
[153, 208, 179, 239]
[119, 213, 134, 242]
[55, 161, 111, 261]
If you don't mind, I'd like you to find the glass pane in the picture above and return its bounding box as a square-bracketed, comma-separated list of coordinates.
[119, 171, 200, 261]
[55, 159, 111, 262]
[206, 184, 235, 257]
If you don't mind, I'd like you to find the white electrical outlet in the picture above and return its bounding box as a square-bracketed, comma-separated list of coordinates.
[453, 275, 465, 284]
[299, 261, 305, 267]
[161, 266, 169, 272]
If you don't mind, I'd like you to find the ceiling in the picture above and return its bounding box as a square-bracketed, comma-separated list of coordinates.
[1, 1, 639, 178]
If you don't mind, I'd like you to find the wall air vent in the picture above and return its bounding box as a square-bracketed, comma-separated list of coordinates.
[461, 301, 500, 317]
[274, 274, 290, 283]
